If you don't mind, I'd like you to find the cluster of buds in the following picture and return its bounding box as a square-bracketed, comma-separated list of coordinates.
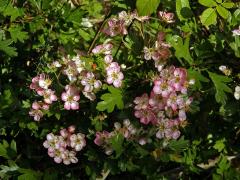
[234, 86, 240, 100]
[103, 11, 148, 37]
[29, 74, 57, 121]
[43, 126, 86, 165]
[134, 66, 193, 140]
[143, 32, 171, 72]
[94, 119, 137, 155]
[158, 11, 175, 24]
[92, 43, 124, 88]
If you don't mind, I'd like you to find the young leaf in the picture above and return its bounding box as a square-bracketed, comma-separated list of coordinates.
[136, 0, 160, 16]
[208, 72, 232, 105]
[216, 5, 230, 19]
[176, 0, 192, 21]
[198, 0, 217, 7]
[0, 39, 18, 57]
[200, 8, 217, 27]
[96, 87, 124, 113]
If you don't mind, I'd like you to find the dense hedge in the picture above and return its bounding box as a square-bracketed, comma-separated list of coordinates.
[0, 0, 240, 179]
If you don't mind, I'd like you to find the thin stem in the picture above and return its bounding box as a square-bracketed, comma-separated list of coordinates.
[87, 12, 111, 55]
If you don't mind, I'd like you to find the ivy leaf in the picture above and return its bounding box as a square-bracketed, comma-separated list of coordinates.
[96, 87, 124, 113]
[200, 8, 217, 27]
[208, 72, 232, 105]
[136, 0, 160, 16]
[176, 0, 192, 21]
[216, 5, 230, 19]
[8, 26, 29, 43]
[198, 0, 217, 7]
[0, 39, 18, 57]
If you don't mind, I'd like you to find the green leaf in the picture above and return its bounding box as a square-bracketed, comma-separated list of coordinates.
[168, 137, 189, 152]
[200, 8, 217, 27]
[199, 0, 217, 7]
[110, 133, 124, 157]
[215, 0, 222, 4]
[10, 140, 17, 153]
[187, 69, 209, 89]
[0, 39, 18, 57]
[169, 35, 193, 65]
[136, 0, 160, 16]
[208, 72, 232, 105]
[66, 8, 84, 23]
[96, 87, 124, 113]
[8, 26, 29, 43]
[3, 3, 24, 21]
[0, 0, 9, 12]
[0, 143, 9, 159]
[221, 2, 234, 9]
[176, 0, 192, 21]
[216, 5, 230, 19]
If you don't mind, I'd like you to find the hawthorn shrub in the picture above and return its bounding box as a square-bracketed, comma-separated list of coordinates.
[0, 0, 240, 179]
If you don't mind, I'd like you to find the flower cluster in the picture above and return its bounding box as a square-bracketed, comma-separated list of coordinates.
[143, 32, 171, 72]
[29, 74, 57, 121]
[234, 86, 240, 100]
[54, 53, 103, 102]
[103, 11, 148, 37]
[134, 66, 193, 140]
[43, 126, 86, 165]
[94, 119, 137, 155]
[92, 43, 124, 88]
[158, 11, 175, 23]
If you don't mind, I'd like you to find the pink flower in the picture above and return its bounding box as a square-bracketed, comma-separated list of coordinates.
[158, 11, 175, 23]
[69, 133, 86, 151]
[94, 131, 111, 146]
[81, 72, 102, 92]
[103, 18, 128, 37]
[153, 79, 173, 97]
[134, 109, 156, 124]
[61, 85, 80, 110]
[149, 92, 165, 110]
[29, 109, 43, 121]
[134, 93, 149, 110]
[42, 89, 58, 104]
[38, 74, 52, 89]
[92, 43, 113, 55]
[106, 62, 124, 88]
[166, 92, 178, 111]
